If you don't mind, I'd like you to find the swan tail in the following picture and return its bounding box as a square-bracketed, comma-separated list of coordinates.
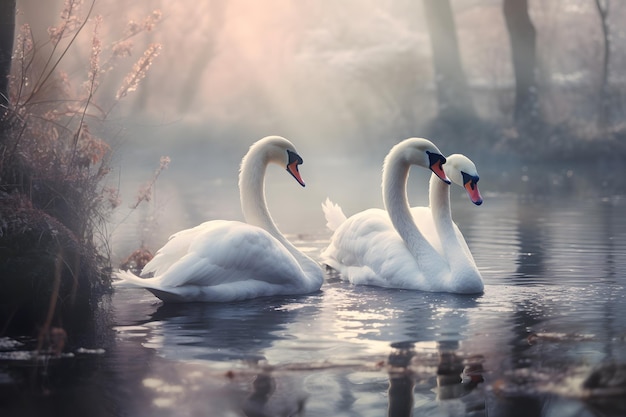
[113, 269, 162, 289]
[322, 197, 347, 231]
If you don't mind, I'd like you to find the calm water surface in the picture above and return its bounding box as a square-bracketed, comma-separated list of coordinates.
[2, 186, 626, 416]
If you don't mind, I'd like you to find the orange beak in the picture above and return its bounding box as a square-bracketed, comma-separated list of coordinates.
[428, 152, 451, 184]
[464, 181, 483, 205]
[287, 161, 305, 187]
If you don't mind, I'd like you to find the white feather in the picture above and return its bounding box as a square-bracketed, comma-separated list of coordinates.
[320, 139, 484, 294]
[114, 136, 324, 303]
[321, 197, 347, 231]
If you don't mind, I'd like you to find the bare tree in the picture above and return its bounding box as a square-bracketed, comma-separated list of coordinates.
[503, 0, 538, 125]
[423, 0, 475, 121]
[176, 0, 226, 114]
[594, 0, 611, 129]
[0, 0, 16, 111]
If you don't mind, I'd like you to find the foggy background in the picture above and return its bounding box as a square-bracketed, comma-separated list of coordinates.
[16, 0, 626, 261]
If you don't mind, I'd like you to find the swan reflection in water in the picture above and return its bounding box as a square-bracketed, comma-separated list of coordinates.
[238, 340, 486, 417]
[386, 341, 486, 417]
[145, 294, 313, 362]
[121, 297, 313, 415]
[129, 266, 495, 414]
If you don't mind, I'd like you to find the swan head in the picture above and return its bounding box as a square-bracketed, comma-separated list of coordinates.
[246, 136, 306, 187]
[387, 138, 451, 184]
[444, 154, 483, 205]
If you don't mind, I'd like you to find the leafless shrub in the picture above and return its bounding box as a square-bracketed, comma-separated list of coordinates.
[3, 0, 161, 239]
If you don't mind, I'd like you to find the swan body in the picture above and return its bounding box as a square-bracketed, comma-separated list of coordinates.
[321, 139, 484, 294]
[115, 136, 324, 302]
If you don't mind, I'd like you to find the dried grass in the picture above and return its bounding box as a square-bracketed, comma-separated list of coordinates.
[0, 0, 162, 335]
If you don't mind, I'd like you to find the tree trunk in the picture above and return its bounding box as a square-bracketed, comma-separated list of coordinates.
[176, 0, 225, 114]
[0, 0, 16, 110]
[594, 0, 611, 129]
[423, 0, 475, 121]
[503, 0, 538, 125]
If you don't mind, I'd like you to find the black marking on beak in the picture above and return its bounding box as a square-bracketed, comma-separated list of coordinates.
[462, 171, 479, 190]
[286, 150, 305, 187]
[426, 151, 451, 184]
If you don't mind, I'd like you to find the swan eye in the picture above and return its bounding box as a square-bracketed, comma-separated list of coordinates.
[426, 151, 447, 166]
[462, 172, 479, 190]
[287, 150, 303, 166]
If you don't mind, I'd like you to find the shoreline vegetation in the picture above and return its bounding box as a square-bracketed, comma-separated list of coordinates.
[0, 1, 161, 339]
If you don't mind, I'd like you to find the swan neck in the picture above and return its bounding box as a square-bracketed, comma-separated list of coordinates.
[383, 157, 428, 254]
[429, 173, 453, 232]
[239, 152, 281, 237]
[239, 149, 321, 280]
[429, 173, 474, 270]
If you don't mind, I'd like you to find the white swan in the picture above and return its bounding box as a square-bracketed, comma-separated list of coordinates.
[114, 136, 324, 302]
[410, 153, 483, 284]
[320, 138, 484, 294]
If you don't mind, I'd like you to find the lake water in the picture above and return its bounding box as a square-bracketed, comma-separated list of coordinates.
[1, 164, 626, 417]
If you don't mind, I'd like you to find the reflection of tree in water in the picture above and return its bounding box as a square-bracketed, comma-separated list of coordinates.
[242, 369, 307, 417]
[595, 200, 621, 362]
[243, 371, 277, 417]
[498, 196, 626, 416]
[599, 200, 616, 280]
[0, 290, 160, 417]
[497, 288, 547, 416]
[513, 198, 546, 281]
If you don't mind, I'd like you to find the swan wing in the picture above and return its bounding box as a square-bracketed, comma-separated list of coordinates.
[141, 221, 214, 276]
[321, 197, 347, 231]
[115, 220, 311, 302]
[153, 220, 305, 288]
[321, 208, 392, 268]
[321, 209, 431, 288]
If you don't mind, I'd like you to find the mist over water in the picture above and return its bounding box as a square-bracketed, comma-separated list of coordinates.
[107, 0, 438, 162]
[81, 0, 442, 257]
[96, 0, 624, 148]
[20, 0, 625, 148]
[17, 1, 626, 258]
